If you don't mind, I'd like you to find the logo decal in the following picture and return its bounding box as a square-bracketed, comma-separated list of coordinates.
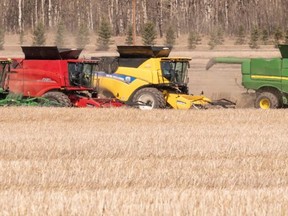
[95, 72, 136, 84]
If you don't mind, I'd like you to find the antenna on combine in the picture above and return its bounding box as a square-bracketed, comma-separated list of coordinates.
[132, 0, 136, 45]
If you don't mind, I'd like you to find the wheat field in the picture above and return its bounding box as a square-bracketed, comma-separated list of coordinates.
[1, 38, 286, 215]
[0, 107, 287, 215]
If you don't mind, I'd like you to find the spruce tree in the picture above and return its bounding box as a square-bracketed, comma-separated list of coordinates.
[0, 27, 4, 50]
[216, 28, 225, 45]
[141, 22, 157, 46]
[32, 22, 46, 46]
[125, 26, 133, 45]
[274, 27, 283, 47]
[235, 25, 246, 45]
[261, 29, 269, 45]
[188, 31, 201, 49]
[208, 30, 217, 50]
[165, 26, 176, 46]
[76, 23, 90, 48]
[97, 19, 112, 50]
[249, 27, 260, 49]
[55, 21, 66, 47]
[208, 27, 225, 49]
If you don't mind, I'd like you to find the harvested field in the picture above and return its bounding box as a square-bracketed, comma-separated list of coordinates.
[0, 41, 287, 214]
[0, 107, 288, 215]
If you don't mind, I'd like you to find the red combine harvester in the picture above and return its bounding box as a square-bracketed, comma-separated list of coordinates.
[1, 46, 123, 107]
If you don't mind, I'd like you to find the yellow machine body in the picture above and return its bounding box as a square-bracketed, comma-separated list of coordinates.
[92, 46, 212, 109]
[95, 57, 168, 101]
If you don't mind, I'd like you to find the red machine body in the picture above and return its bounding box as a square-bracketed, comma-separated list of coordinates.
[9, 59, 85, 96]
[5, 46, 123, 108]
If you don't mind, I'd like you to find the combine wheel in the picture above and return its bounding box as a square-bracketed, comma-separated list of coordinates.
[42, 91, 72, 107]
[132, 88, 166, 110]
[254, 92, 280, 109]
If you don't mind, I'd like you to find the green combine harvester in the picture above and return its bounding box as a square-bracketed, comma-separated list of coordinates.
[206, 45, 288, 109]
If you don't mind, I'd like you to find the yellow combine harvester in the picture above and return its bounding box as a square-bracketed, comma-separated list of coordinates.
[92, 46, 234, 109]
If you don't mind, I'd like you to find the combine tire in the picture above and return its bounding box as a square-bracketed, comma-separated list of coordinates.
[42, 91, 72, 107]
[254, 92, 280, 109]
[132, 88, 166, 110]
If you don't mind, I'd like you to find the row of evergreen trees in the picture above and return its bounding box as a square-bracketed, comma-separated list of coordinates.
[1, 21, 288, 50]
[193, 26, 288, 50]
[30, 20, 112, 51]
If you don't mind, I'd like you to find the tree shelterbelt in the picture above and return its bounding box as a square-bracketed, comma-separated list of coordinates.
[1, 0, 288, 36]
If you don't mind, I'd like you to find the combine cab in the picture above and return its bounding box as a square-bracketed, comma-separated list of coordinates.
[0, 46, 123, 107]
[92, 46, 235, 110]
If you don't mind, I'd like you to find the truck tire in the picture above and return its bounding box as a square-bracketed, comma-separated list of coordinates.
[42, 91, 72, 107]
[132, 88, 166, 110]
[254, 92, 280, 109]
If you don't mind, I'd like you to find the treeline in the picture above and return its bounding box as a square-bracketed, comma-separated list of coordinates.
[1, 0, 288, 50]
[1, 0, 288, 36]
